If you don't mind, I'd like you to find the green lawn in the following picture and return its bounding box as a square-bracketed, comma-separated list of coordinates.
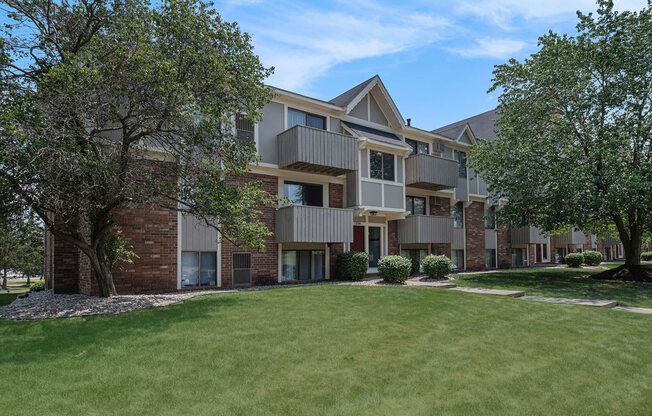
[1, 286, 651, 415]
[453, 266, 652, 308]
[0, 279, 43, 306]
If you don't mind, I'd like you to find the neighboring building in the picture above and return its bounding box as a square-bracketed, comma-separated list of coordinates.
[45, 75, 559, 295]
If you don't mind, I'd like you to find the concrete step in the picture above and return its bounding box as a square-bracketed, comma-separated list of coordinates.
[612, 306, 652, 314]
[521, 296, 618, 308]
[449, 287, 525, 297]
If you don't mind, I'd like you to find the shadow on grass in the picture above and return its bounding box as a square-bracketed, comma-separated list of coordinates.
[0, 293, 251, 366]
[454, 268, 652, 307]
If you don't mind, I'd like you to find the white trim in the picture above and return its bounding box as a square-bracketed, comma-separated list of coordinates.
[277, 244, 282, 283]
[283, 103, 288, 130]
[272, 88, 343, 111]
[325, 245, 331, 279]
[217, 238, 222, 287]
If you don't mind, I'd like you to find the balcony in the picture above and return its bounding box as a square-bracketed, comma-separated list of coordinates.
[397, 215, 453, 245]
[511, 226, 549, 245]
[405, 154, 458, 191]
[277, 125, 358, 176]
[552, 229, 588, 245]
[275, 205, 354, 243]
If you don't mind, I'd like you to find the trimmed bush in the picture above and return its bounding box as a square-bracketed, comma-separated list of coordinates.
[422, 255, 452, 279]
[29, 281, 45, 292]
[583, 250, 602, 266]
[378, 255, 411, 284]
[335, 251, 368, 280]
[564, 253, 584, 268]
[409, 257, 421, 275]
[642, 252, 652, 261]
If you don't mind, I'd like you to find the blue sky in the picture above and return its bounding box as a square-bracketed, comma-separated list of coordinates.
[216, 0, 648, 129]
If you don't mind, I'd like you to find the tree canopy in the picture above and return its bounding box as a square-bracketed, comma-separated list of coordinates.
[471, 0, 651, 266]
[0, 0, 276, 296]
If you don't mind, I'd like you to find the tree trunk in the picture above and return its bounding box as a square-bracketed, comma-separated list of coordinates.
[624, 241, 642, 266]
[87, 245, 117, 297]
[26, 275, 31, 286]
[613, 216, 642, 266]
[2, 267, 7, 291]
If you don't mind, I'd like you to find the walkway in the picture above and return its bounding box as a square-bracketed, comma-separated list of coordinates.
[345, 276, 652, 314]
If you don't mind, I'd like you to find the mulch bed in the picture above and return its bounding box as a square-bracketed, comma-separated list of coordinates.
[590, 265, 652, 283]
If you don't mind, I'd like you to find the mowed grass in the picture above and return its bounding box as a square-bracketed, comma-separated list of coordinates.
[0, 279, 43, 306]
[1, 285, 651, 416]
[453, 267, 652, 308]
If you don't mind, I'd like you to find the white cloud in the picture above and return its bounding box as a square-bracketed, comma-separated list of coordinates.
[245, 5, 453, 90]
[448, 37, 527, 59]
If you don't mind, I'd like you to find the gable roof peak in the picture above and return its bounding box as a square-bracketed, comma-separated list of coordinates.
[328, 75, 379, 107]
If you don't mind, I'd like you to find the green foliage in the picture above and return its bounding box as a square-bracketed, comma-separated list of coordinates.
[29, 281, 45, 292]
[583, 250, 603, 266]
[409, 257, 421, 276]
[470, 1, 652, 265]
[565, 253, 584, 268]
[378, 256, 411, 284]
[642, 252, 652, 261]
[422, 255, 452, 279]
[104, 230, 139, 268]
[336, 251, 368, 280]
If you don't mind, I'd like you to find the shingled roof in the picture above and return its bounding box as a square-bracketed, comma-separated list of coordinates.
[432, 109, 499, 141]
[329, 75, 378, 107]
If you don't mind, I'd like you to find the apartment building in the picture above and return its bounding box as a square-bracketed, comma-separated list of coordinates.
[47, 75, 561, 295]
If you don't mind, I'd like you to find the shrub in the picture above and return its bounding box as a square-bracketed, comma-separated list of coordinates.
[642, 252, 652, 261]
[583, 250, 602, 266]
[336, 251, 368, 280]
[422, 255, 452, 279]
[378, 255, 411, 284]
[564, 253, 584, 268]
[29, 281, 45, 292]
[409, 257, 421, 275]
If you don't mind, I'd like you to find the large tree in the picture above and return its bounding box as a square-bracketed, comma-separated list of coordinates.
[0, 0, 276, 296]
[471, 1, 651, 271]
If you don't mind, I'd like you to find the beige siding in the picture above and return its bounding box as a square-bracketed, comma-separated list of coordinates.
[485, 230, 497, 249]
[350, 96, 368, 120]
[275, 205, 354, 243]
[361, 181, 382, 206]
[405, 154, 458, 190]
[181, 214, 218, 251]
[397, 215, 453, 244]
[452, 228, 465, 249]
[454, 177, 468, 201]
[258, 101, 285, 165]
[552, 229, 587, 245]
[369, 95, 388, 126]
[384, 184, 404, 209]
[511, 226, 548, 245]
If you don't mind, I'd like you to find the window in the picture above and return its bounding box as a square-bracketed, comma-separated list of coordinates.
[282, 250, 325, 281]
[235, 113, 254, 142]
[433, 247, 443, 256]
[284, 181, 323, 207]
[288, 108, 325, 130]
[181, 252, 217, 287]
[406, 196, 426, 215]
[452, 250, 465, 270]
[555, 248, 567, 263]
[484, 207, 496, 229]
[512, 247, 528, 266]
[369, 151, 395, 181]
[577, 247, 583, 254]
[451, 201, 464, 228]
[405, 139, 429, 156]
[368, 227, 381, 268]
[486, 249, 497, 268]
[542, 243, 549, 260]
[454, 150, 467, 178]
[432, 196, 442, 206]
[401, 249, 427, 271]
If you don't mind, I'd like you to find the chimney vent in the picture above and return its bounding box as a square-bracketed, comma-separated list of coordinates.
[406, 118, 411, 126]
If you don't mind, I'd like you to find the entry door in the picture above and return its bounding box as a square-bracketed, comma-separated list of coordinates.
[351, 226, 364, 252]
[368, 226, 381, 268]
[536, 244, 542, 263]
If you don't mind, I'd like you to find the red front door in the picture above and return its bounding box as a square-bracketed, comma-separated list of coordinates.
[536, 244, 542, 263]
[351, 226, 364, 252]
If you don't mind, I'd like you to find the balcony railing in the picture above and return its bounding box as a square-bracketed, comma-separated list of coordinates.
[511, 226, 549, 245]
[405, 154, 458, 190]
[277, 125, 358, 176]
[552, 229, 588, 245]
[397, 215, 453, 245]
[275, 205, 354, 243]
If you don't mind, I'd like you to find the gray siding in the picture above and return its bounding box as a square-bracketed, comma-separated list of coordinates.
[275, 205, 354, 243]
[452, 228, 465, 249]
[553, 229, 587, 245]
[511, 226, 549, 245]
[397, 215, 453, 244]
[369, 95, 388, 126]
[361, 181, 382, 206]
[258, 102, 284, 164]
[360, 149, 368, 178]
[384, 184, 404, 209]
[181, 214, 218, 251]
[485, 230, 497, 249]
[454, 177, 468, 201]
[478, 176, 488, 195]
[350, 95, 368, 120]
[468, 167, 479, 194]
[396, 156, 403, 183]
[277, 125, 358, 176]
[329, 117, 341, 133]
[346, 173, 357, 207]
[405, 154, 458, 190]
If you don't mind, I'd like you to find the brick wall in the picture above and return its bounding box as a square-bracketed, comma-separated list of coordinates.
[221, 173, 278, 287]
[528, 244, 536, 266]
[388, 220, 399, 255]
[52, 237, 81, 294]
[328, 183, 345, 277]
[430, 196, 450, 216]
[464, 201, 485, 270]
[497, 227, 512, 269]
